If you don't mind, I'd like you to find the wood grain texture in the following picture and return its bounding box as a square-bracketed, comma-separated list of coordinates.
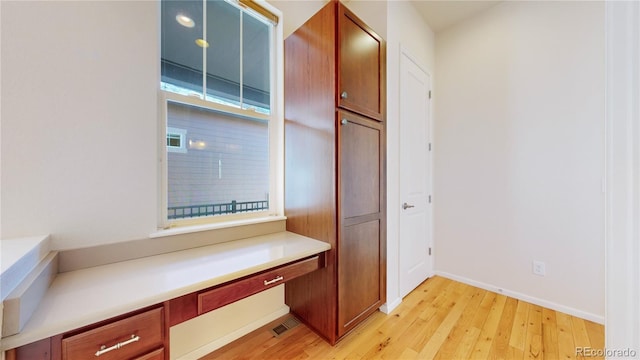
[283, 0, 338, 344]
[283, 0, 387, 346]
[339, 112, 382, 219]
[337, 110, 385, 337]
[5, 349, 17, 360]
[61, 307, 163, 360]
[9, 337, 50, 360]
[167, 293, 198, 327]
[204, 277, 605, 360]
[198, 256, 321, 314]
[133, 348, 164, 360]
[337, 4, 384, 120]
[338, 220, 381, 336]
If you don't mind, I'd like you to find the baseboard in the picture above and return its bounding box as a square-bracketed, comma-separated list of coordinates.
[380, 270, 437, 314]
[380, 297, 402, 314]
[435, 271, 605, 325]
[176, 305, 290, 360]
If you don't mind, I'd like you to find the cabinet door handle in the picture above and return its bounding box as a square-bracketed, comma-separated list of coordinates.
[402, 203, 415, 210]
[341, 91, 348, 99]
[95, 334, 140, 357]
[264, 275, 284, 286]
[341, 118, 348, 126]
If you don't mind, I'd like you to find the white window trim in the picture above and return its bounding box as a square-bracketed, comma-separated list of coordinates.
[150, 215, 287, 238]
[156, 2, 283, 232]
[166, 127, 187, 153]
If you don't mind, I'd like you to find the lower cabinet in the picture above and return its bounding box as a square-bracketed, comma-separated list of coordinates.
[6, 307, 166, 360]
[5, 253, 327, 360]
[336, 111, 385, 338]
[61, 307, 164, 360]
[284, 110, 386, 343]
[338, 219, 382, 337]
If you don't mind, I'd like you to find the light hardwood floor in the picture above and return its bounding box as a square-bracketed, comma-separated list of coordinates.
[202, 276, 604, 359]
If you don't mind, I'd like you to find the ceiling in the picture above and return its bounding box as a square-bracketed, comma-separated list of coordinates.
[159, 0, 502, 105]
[271, 0, 502, 37]
[410, 0, 501, 32]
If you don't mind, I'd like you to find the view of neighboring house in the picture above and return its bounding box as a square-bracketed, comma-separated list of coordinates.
[167, 102, 269, 218]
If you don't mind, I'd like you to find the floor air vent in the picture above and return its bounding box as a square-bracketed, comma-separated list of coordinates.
[270, 317, 300, 337]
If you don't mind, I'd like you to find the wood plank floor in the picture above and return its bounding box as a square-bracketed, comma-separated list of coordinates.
[201, 276, 604, 360]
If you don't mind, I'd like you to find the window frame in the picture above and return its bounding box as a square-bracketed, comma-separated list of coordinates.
[166, 127, 187, 153]
[157, 0, 284, 231]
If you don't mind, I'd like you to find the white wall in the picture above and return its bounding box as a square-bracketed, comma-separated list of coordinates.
[434, 1, 605, 321]
[0, 1, 286, 356]
[343, 0, 387, 40]
[384, 1, 435, 312]
[1, 1, 158, 249]
[269, 0, 328, 39]
[170, 286, 287, 360]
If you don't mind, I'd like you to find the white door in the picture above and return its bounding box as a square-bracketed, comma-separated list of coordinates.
[399, 49, 432, 298]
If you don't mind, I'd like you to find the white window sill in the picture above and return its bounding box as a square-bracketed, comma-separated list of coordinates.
[149, 215, 287, 239]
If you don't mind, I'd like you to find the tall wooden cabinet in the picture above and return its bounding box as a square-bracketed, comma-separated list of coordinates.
[284, 1, 386, 344]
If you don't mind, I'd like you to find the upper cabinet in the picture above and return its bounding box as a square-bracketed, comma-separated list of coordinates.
[337, 5, 385, 121]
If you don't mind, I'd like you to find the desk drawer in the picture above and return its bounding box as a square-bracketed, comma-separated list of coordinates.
[61, 307, 163, 360]
[198, 256, 321, 314]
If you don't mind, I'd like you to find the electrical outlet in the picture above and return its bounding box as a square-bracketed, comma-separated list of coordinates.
[533, 260, 546, 276]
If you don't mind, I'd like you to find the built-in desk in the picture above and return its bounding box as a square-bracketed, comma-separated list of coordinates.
[1, 232, 330, 359]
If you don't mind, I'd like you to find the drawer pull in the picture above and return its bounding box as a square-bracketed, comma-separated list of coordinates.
[95, 334, 140, 357]
[264, 275, 284, 286]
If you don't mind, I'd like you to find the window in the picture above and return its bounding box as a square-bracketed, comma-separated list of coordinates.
[166, 127, 187, 153]
[159, 0, 281, 227]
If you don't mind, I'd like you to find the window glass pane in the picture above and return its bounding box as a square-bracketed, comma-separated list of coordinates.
[167, 134, 181, 147]
[205, 0, 241, 107]
[242, 13, 271, 112]
[161, 0, 272, 113]
[161, 0, 204, 96]
[167, 101, 269, 219]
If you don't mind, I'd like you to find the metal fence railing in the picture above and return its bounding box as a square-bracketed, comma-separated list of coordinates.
[168, 200, 269, 220]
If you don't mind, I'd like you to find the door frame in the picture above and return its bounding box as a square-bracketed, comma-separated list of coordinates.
[604, 0, 640, 351]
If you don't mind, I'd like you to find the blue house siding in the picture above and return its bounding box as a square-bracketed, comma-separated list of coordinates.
[167, 102, 269, 212]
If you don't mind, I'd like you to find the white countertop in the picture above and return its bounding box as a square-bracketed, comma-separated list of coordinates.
[1, 236, 48, 274]
[1, 235, 50, 300]
[0, 232, 330, 350]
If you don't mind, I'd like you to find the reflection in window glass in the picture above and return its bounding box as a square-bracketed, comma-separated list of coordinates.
[205, 0, 241, 106]
[161, 0, 203, 96]
[161, 0, 271, 113]
[243, 11, 271, 111]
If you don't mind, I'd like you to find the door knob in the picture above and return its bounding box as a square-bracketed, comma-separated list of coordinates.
[402, 202, 415, 210]
[341, 91, 348, 99]
[341, 118, 348, 125]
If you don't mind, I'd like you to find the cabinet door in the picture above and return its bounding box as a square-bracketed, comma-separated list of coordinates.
[338, 220, 382, 337]
[339, 113, 381, 219]
[337, 4, 385, 121]
[337, 111, 385, 337]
